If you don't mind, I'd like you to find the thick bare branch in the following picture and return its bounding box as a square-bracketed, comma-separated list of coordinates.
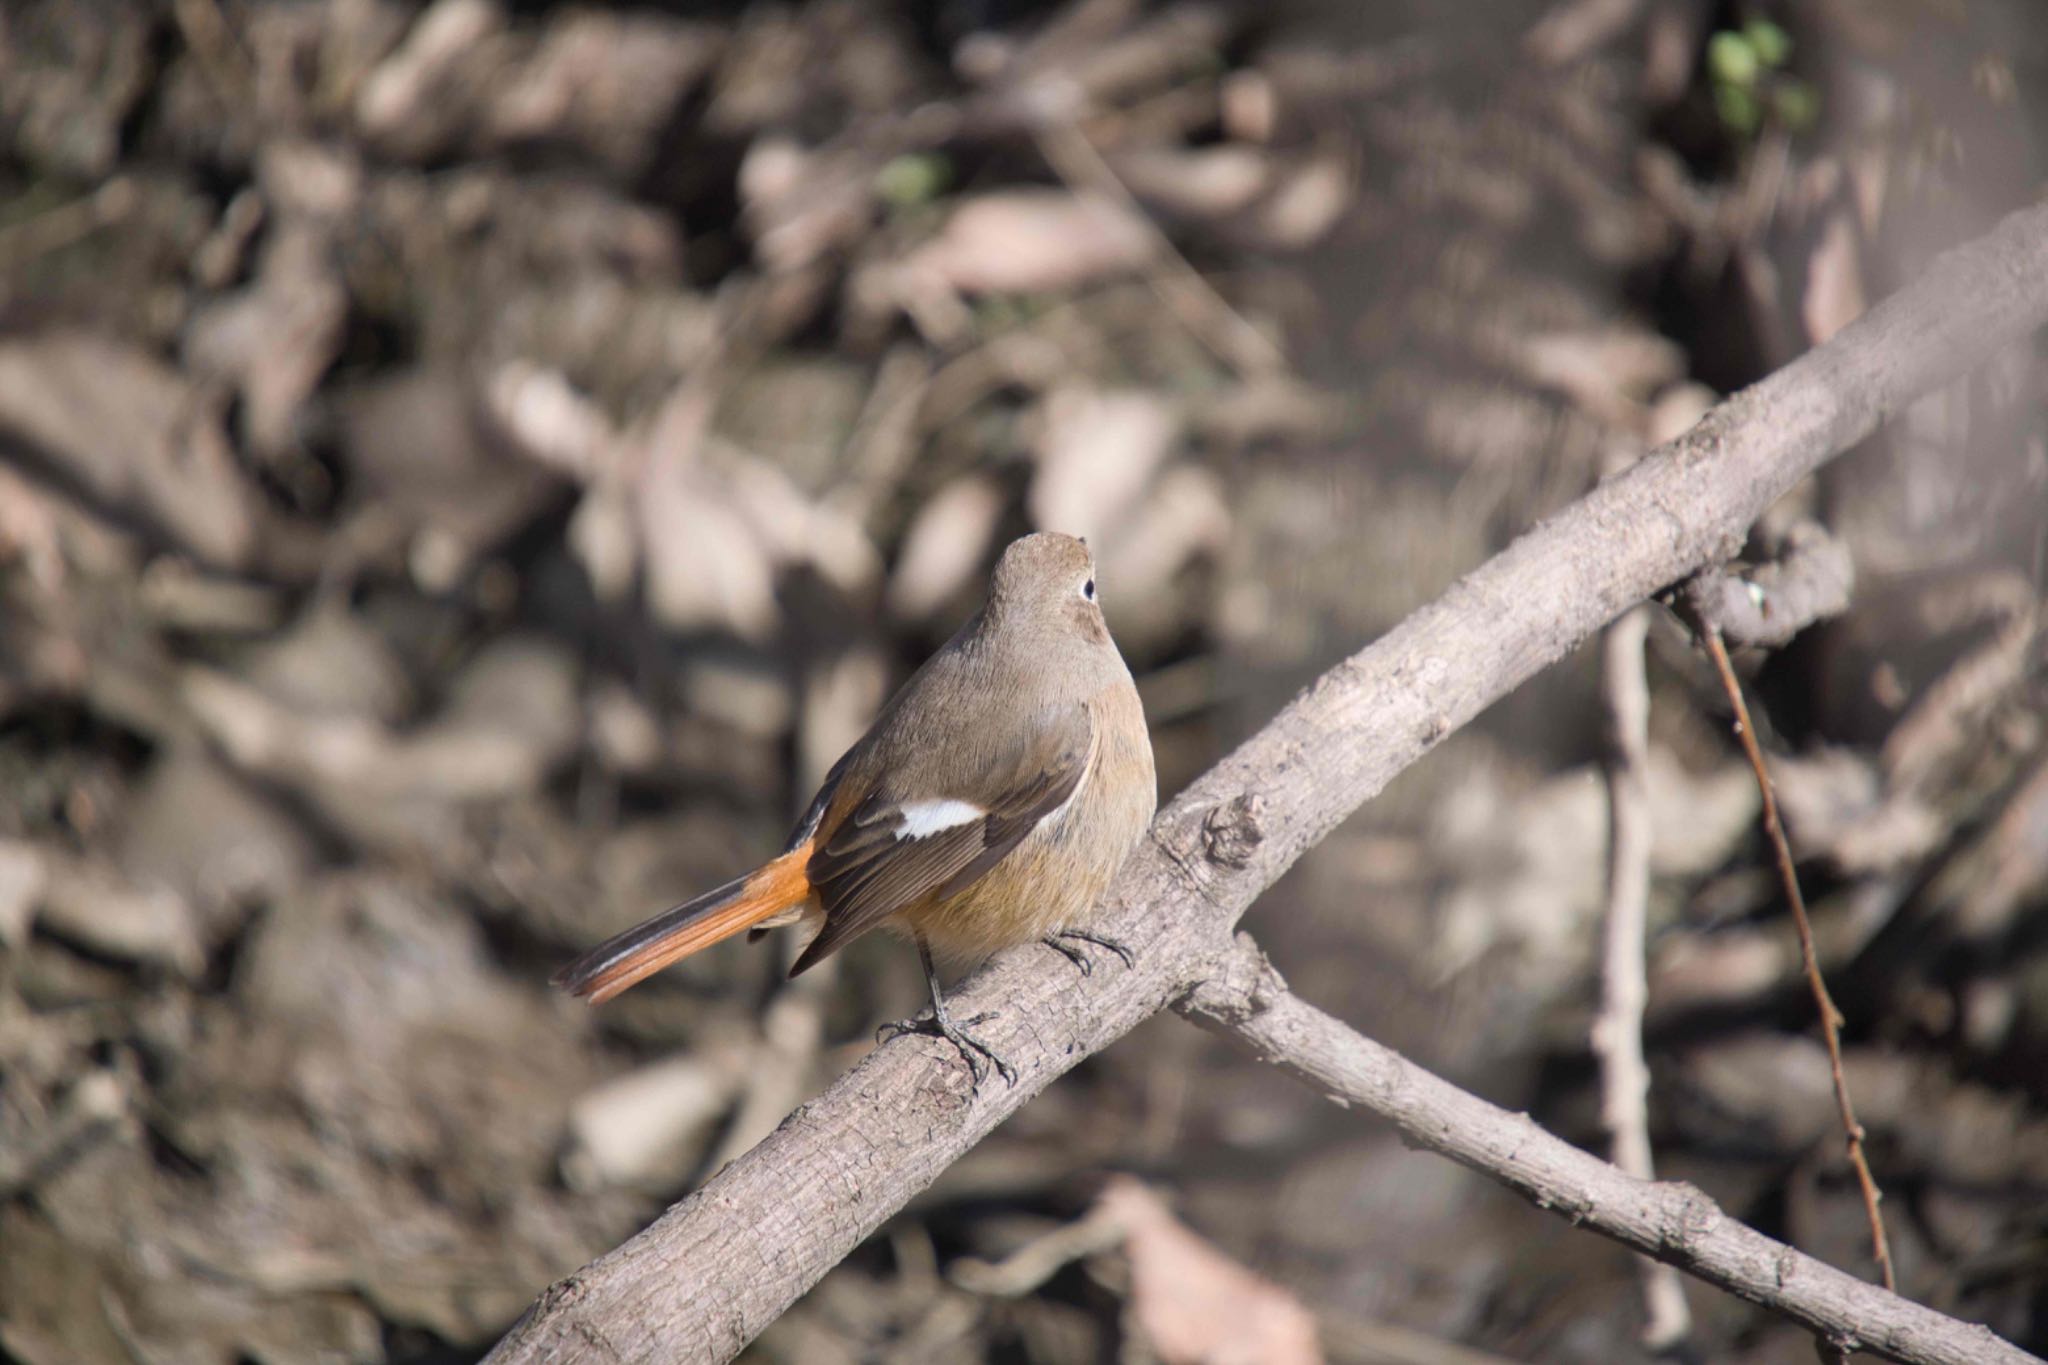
[1178, 936, 2032, 1365]
[487, 201, 2048, 1364]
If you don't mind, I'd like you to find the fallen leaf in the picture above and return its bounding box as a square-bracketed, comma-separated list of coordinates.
[888, 473, 1007, 621]
[1099, 1178, 1324, 1365]
[0, 334, 260, 568]
[1803, 208, 1867, 345]
[1030, 387, 1180, 544]
[901, 190, 1154, 296]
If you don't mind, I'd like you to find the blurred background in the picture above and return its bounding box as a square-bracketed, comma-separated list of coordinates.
[2, 0, 2045, 1360]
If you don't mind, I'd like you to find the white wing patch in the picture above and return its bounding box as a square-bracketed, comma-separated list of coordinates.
[896, 798, 985, 839]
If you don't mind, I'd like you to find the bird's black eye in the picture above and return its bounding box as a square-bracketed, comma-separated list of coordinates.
[1082, 578, 1096, 601]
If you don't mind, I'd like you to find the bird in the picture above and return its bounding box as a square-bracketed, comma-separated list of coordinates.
[553, 532, 1158, 1086]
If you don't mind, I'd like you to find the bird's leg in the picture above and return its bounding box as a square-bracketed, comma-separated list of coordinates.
[1043, 928, 1137, 974]
[876, 936, 1017, 1088]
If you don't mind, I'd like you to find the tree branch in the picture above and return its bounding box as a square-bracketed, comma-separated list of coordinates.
[1177, 936, 2030, 1365]
[1595, 604, 1694, 1347]
[486, 201, 2048, 1364]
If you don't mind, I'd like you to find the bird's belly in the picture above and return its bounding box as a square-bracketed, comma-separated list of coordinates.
[899, 771, 1151, 967]
[901, 850, 1093, 965]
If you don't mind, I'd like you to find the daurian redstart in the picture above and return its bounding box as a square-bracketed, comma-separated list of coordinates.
[554, 532, 1157, 1084]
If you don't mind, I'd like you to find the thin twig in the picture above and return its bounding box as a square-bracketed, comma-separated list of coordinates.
[1692, 619, 1896, 1292]
[1596, 605, 1694, 1347]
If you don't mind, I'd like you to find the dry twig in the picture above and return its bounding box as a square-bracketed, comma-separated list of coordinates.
[1595, 605, 1693, 1347]
[1687, 616, 1896, 1292]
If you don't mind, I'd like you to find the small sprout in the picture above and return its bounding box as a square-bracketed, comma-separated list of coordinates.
[1715, 82, 1761, 135]
[1709, 30, 1760, 89]
[874, 153, 952, 209]
[1708, 16, 1814, 139]
[1744, 18, 1793, 69]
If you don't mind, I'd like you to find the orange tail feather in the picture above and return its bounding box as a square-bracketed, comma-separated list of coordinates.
[553, 846, 812, 1005]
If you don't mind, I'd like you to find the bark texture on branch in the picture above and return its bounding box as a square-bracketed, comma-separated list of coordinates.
[487, 202, 2048, 1364]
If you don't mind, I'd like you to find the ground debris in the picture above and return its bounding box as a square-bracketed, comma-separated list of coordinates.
[2, 0, 2044, 1361]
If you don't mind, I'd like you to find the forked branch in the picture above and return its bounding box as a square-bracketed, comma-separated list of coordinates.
[488, 202, 2048, 1364]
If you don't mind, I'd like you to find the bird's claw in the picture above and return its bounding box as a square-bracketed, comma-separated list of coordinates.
[876, 1009, 1015, 1088]
[1043, 929, 1137, 974]
[1043, 936, 1093, 975]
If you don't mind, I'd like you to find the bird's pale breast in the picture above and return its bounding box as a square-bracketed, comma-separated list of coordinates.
[903, 684, 1155, 965]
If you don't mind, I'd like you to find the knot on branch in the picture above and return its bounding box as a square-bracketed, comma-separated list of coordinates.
[1675, 520, 1854, 649]
[1177, 932, 1285, 1027]
[1656, 1181, 1724, 1254]
[1200, 793, 1267, 869]
[1823, 1330, 1866, 1361]
[533, 1273, 585, 1317]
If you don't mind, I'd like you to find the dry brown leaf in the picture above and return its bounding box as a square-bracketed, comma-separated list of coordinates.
[1114, 145, 1272, 219]
[182, 218, 347, 459]
[338, 368, 567, 589]
[1803, 208, 1867, 345]
[901, 190, 1154, 297]
[1099, 1178, 1324, 1365]
[1029, 387, 1181, 544]
[723, 450, 881, 599]
[1099, 463, 1231, 650]
[740, 137, 877, 275]
[1104, 464, 1229, 584]
[1255, 153, 1351, 249]
[354, 0, 507, 159]
[637, 458, 779, 639]
[36, 856, 206, 978]
[488, 361, 615, 482]
[569, 480, 639, 604]
[116, 751, 314, 931]
[888, 474, 1007, 621]
[1650, 930, 1787, 1015]
[562, 1049, 750, 1193]
[486, 10, 721, 176]
[1927, 755, 2048, 939]
[182, 636, 577, 806]
[0, 334, 260, 568]
[1514, 327, 1685, 430]
[0, 464, 68, 590]
[0, 840, 50, 951]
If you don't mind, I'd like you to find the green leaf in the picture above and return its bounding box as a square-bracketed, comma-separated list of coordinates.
[1744, 18, 1793, 69]
[875, 153, 952, 208]
[1715, 81, 1760, 134]
[1708, 30, 1760, 88]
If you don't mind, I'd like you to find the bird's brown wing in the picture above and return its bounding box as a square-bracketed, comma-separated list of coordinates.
[789, 703, 1095, 975]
